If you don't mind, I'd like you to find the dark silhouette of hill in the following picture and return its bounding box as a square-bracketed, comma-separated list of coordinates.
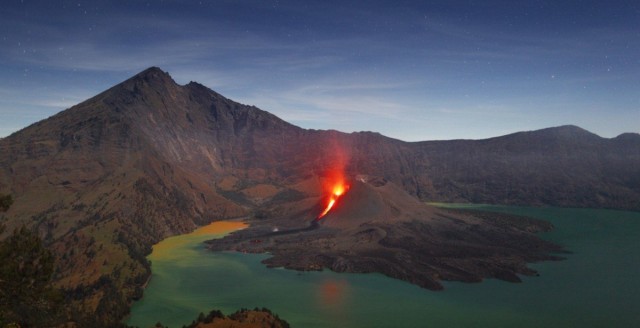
[413, 125, 640, 209]
[0, 67, 638, 325]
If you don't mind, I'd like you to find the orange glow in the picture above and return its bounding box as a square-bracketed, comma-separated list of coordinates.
[332, 184, 345, 196]
[319, 279, 348, 305]
[317, 179, 349, 219]
[316, 137, 350, 220]
[318, 199, 336, 219]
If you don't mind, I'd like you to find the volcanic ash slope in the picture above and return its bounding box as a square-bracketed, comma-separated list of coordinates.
[207, 177, 565, 291]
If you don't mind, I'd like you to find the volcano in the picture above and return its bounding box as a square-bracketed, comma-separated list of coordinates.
[0, 67, 638, 324]
[321, 176, 434, 228]
[207, 175, 563, 290]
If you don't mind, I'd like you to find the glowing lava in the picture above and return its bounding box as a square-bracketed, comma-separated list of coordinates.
[317, 181, 349, 219]
[316, 138, 350, 220]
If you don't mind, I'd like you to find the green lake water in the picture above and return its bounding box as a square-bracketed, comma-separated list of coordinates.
[127, 206, 640, 328]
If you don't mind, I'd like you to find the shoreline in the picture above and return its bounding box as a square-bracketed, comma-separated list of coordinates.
[126, 220, 249, 325]
[127, 207, 640, 328]
[206, 203, 565, 291]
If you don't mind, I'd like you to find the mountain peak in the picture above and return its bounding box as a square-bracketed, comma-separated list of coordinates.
[127, 66, 176, 88]
[543, 125, 594, 135]
[135, 66, 170, 78]
[521, 125, 601, 141]
[615, 132, 640, 142]
[102, 66, 181, 105]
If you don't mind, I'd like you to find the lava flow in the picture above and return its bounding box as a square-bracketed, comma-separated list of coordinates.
[317, 180, 349, 219]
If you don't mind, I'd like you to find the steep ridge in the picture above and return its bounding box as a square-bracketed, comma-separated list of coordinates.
[0, 67, 638, 325]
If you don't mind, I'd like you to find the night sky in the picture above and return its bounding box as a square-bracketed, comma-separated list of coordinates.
[1, 0, 638, 141]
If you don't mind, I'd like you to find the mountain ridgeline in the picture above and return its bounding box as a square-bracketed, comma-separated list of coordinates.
[0, 67, 638, 326]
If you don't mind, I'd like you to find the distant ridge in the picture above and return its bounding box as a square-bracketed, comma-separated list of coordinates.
[503, 124, 602, 142]
[0, 67, 638, 326]
[615, 132, 640, 141]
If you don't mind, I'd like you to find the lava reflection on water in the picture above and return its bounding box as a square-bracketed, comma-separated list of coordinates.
[318, 279, 350, 310]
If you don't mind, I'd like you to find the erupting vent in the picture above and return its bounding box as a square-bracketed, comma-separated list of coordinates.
[317, 181, 349, 219]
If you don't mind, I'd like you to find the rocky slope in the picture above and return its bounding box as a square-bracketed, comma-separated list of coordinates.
[0, 67, 638, 325]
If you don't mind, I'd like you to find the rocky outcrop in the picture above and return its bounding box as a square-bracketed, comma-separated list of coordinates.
[177, 308, 290, 328]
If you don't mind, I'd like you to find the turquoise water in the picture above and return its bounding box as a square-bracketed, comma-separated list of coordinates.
[127, 206, 640, 327]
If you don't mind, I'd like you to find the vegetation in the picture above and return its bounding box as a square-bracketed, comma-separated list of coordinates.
[0, 195, 64, 327]
[156, 307, 291, 328]
[0, 193, 12, 213]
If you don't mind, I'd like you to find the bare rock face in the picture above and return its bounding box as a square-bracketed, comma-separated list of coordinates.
[0, 67, 637, 324]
